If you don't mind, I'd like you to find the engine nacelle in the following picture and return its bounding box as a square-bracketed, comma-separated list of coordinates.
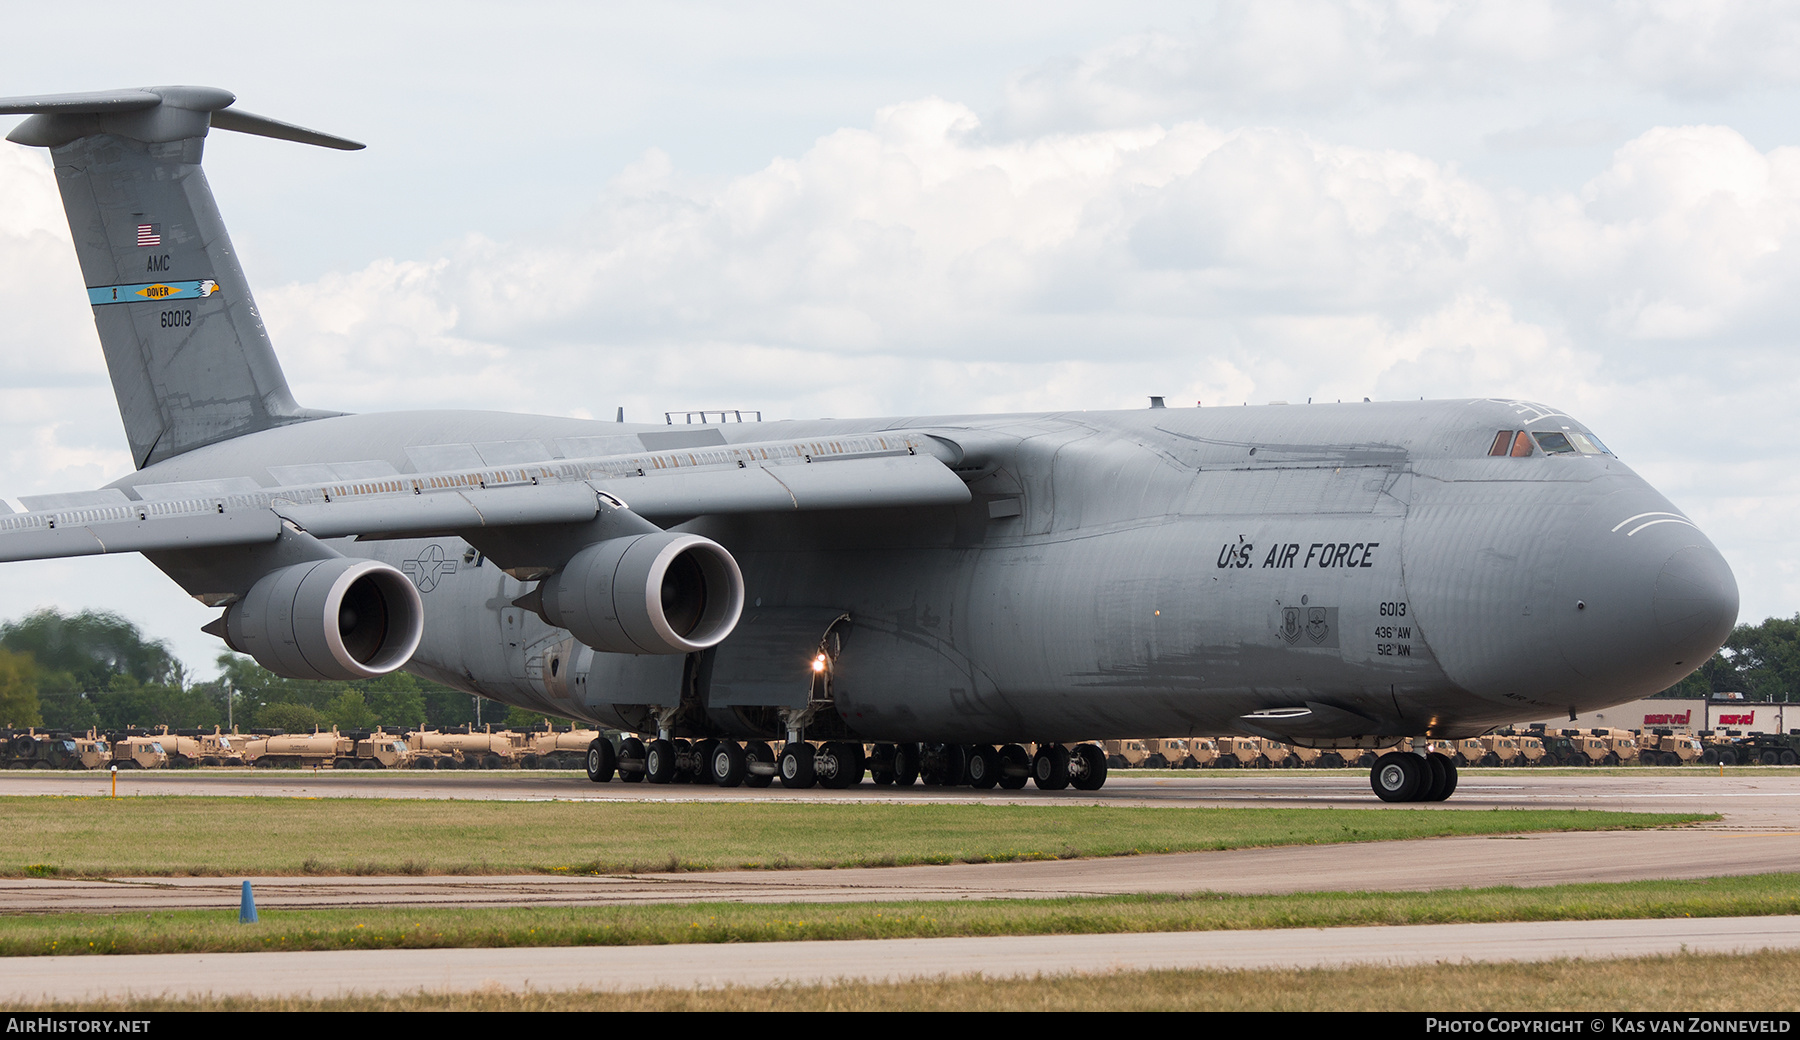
[225, 558, 425, 680]
[537, 533, 744, 654]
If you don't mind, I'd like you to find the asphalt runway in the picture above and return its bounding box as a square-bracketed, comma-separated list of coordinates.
[5, 916, 1799, 1002]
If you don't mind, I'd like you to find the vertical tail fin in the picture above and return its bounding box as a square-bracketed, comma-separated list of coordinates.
[0, 87, 359, 468]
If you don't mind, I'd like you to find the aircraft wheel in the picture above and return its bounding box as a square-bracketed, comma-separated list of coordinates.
[710, 741, 746, 787]
[997, 744, 1030, 789]
[644, 739, 677, 783]
[868, 743, 896, 785]
[1371, 752, 1423, 802]
[743, 741, 775, 788]
[617, 737, 646, 782]
[967, 745, 1001, 789]
[1428, 752, 1457, 801]
[779, 742, 816, 789]
[1417, 752, 1449, 801]
[584, 739, 616, 783]
[891, 743, 921, 787]
[923, 743, 967, 786]
[816, 741, 863, 789]
[1070, 743, 1108, 791]
[1032, 744, 1071, 790]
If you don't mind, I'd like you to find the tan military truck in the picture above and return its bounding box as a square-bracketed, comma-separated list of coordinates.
[110, 735, 169, 769]
[408, 726, 527, 769]
[1211, 736, 1264, 768]
[348, 731, 412, 769]
[1283, 742, 1320, 768]
[1481, 733, 1529, 766]
[1449, 738, 1497, 767]
[525, 726, 607, 769]
[71, 732, 111, 769]
[1183, 737, 1221, 768]
[1591, 728, 1639, 764]
[246, 730, 352, 768]
[1638, 730, 1703, 766]
[1102, 740, 1148, 770]
[152, 726, 247, 767]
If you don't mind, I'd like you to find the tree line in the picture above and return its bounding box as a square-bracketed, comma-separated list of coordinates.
[0, 608, 544, 732]
[1661, 614, 1800, 700]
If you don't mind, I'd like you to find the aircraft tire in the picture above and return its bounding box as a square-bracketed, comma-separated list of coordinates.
[891, 743, 921, 786]
[1428, 752, 1457, 801]
[997, 744, 1030, 789]
[1033, 744, 1071, 790]
[584, 739, 616, 783]
[868, 743, 896, 785]
[685, 739, 717, 784]
[780, 742, 816, 789]
[1418, 753, 1448, 800]
[1371, 752, 1423, 802]
[923, 743, 967, 786]
[816, 740, 863, 789]
[710, 741, 745, 787]
[967, 745, 1000, 789]
[644, 739, 677, 783]
[1070, 743, 1108, 790]
[743, 741, 775, 788]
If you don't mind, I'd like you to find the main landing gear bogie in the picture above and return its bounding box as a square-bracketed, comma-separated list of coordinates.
[1370, 750, 1458, 803]
[585, 738, 1109, 793]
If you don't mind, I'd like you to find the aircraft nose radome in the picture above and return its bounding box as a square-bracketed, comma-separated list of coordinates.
[1549, 496, 1738, 701]
[1653, 544, 1738, 664]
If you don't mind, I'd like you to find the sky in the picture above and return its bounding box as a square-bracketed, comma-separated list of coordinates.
[1, 1, 1798, 677]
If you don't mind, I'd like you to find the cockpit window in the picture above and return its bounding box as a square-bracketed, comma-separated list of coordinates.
[1491, 428, 1612, 458]
[1534, 431, 1577, 454]
[1568, 432, 1608, 455]
[1488, 430, 1535, 457]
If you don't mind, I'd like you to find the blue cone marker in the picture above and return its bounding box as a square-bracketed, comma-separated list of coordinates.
[239, 880, 258, 924]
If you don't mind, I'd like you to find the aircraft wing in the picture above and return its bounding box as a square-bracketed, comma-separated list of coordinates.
[0, 435, 970, 563]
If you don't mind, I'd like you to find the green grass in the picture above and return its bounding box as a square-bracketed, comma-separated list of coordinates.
[4, 872, 1793, 957]
[0, 796, 1708, 876]
[12, 951, 1797, 1011]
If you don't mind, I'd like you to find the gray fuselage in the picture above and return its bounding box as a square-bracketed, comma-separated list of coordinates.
[113, 396, 1739, 746]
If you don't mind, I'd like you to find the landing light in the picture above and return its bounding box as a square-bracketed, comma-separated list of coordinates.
[811, 654, 828, 673]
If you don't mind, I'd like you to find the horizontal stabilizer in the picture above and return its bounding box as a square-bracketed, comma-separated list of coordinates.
[1, 85, 361, 149]
[209, 107, 363, 150]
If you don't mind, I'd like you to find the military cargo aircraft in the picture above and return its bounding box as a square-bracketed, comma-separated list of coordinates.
[0, 87, 1739, 801]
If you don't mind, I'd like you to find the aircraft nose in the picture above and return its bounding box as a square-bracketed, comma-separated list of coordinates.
[1653, 544, 1739, 662]
[1553, 502, 1737, 698]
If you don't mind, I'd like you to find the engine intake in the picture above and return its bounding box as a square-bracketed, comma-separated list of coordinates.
[537, 533, 744, 654]
[225, 558, 424, 680]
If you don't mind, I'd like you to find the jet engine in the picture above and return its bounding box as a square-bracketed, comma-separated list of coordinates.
[224, 558, 425, 681]
[535, 532, 744, 654]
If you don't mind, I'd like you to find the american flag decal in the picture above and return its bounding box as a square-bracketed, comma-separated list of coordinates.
[135, 224, 161, 247]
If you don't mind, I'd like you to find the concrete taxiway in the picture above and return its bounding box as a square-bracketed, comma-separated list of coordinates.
[4, 916, 1798, 1003]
